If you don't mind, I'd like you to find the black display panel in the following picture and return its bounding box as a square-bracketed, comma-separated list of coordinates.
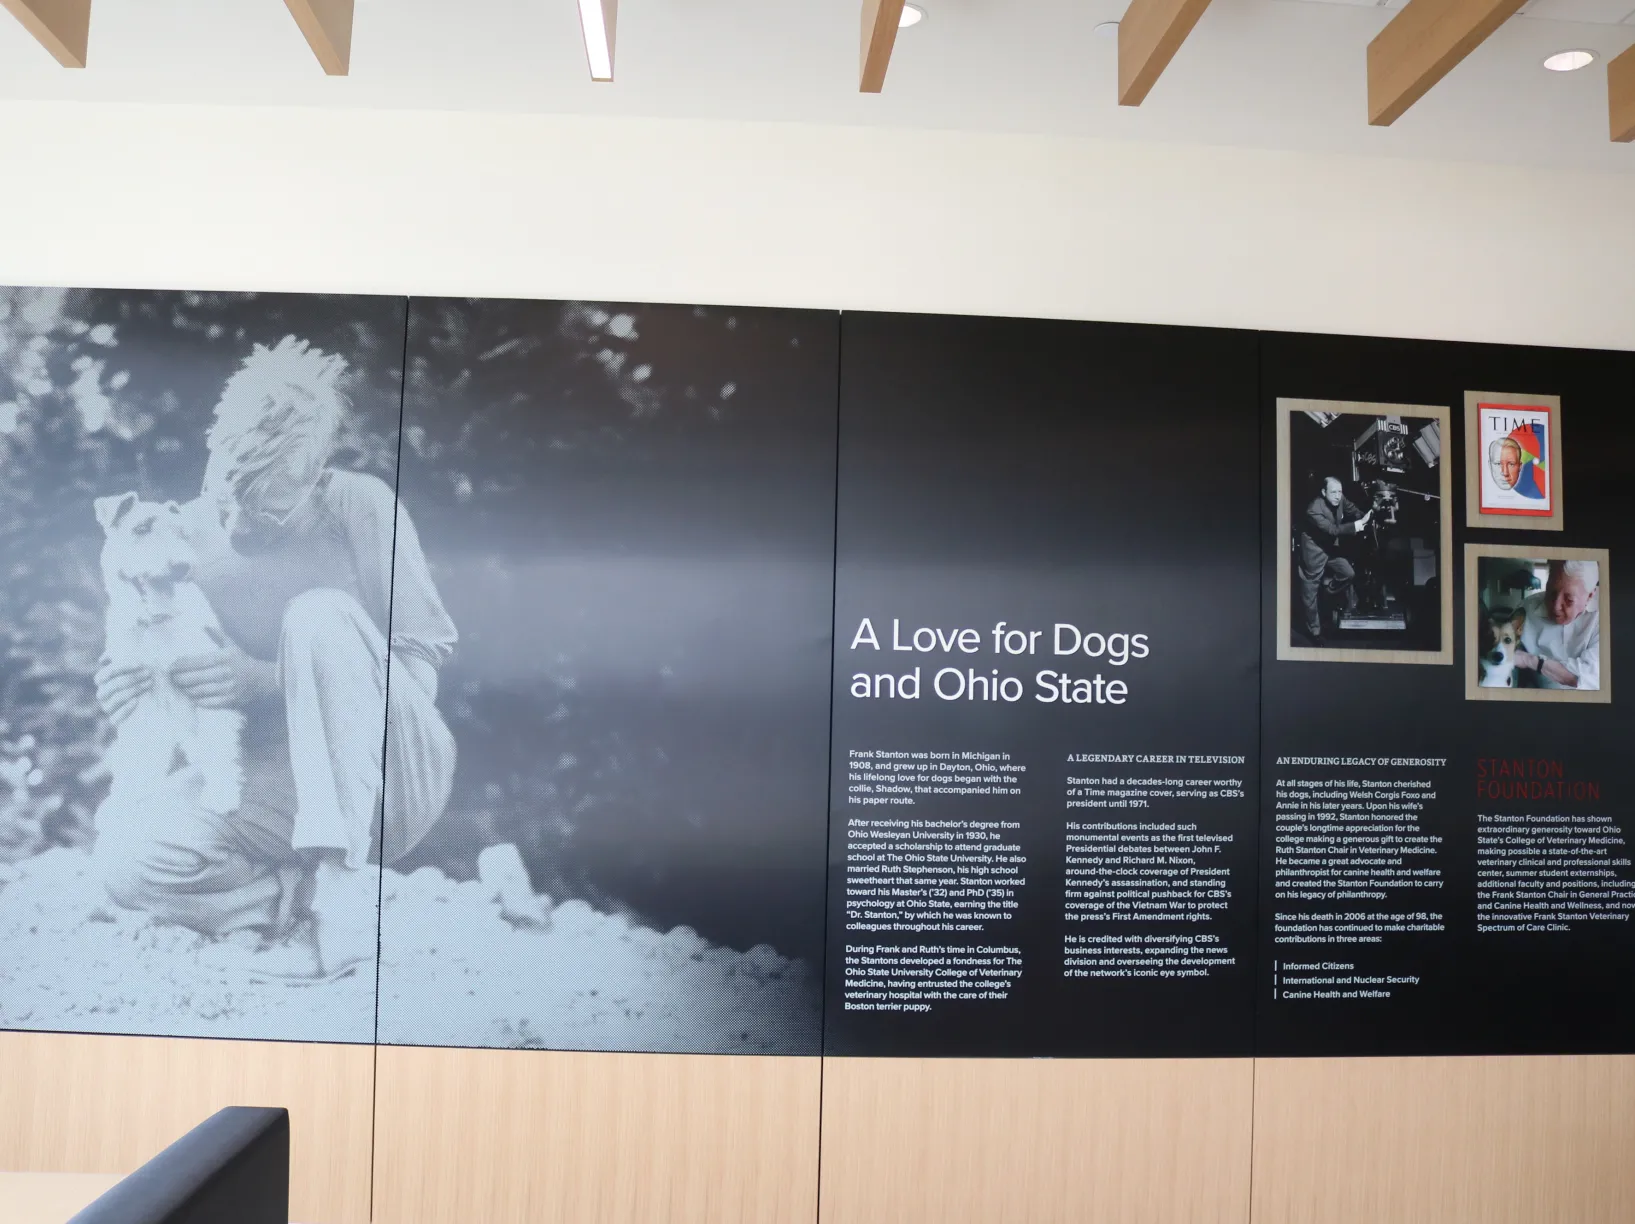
[1258, 331, 1635, 1056]
[825, 312, 1262, 1057]
[5, 279, 1632, 1063]
[375, 299, 836, 1054]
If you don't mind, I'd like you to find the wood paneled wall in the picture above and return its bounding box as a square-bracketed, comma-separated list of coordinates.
[1251, 1055, 1635, 1224]
[370, 1048, 820, 1224]
[818, 1057, 1253, 1224]
[5, 1038, 1635, 1224]
[0, 1031, 375, 1224]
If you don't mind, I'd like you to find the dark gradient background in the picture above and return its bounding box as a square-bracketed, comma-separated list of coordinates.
[825, 312, 1263, 1057]
[385, 298, 836, 986]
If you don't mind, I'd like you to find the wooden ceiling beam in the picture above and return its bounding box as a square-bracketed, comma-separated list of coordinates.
[1118, 0, 1215, 106]
[860, 0, 906, 93]
[1612, 44, 1635, 143]
[284, 0, 353, 76]
[1366, 0, 1526, 127]
[0, 0, 91, 67]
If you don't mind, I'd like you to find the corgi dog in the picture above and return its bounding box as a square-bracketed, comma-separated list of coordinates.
[1479, 607, 1527, 689]
[96, 492, 244, 815]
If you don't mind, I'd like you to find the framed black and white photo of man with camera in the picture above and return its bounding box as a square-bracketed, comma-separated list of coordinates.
[1276, 398, 1454, 665]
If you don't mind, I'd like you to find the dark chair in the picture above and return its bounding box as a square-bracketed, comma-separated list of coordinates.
[69, 1107, 288, 1224]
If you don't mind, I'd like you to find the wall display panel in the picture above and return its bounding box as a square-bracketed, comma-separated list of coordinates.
[826, 312, 1262, 1057]
[376, 298, 836, 1054]
[0, 287, 406, 1044]
[1258, 331, 1635, 1056]
[0, 1030, 375, 1224]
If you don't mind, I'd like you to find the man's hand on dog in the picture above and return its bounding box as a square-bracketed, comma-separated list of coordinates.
[95, 658, 154, 725]
[171, 643, 278, 709]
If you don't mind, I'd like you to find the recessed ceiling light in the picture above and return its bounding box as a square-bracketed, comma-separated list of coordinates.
[1092, 20, 1120, 37]
[1542, 49, 1596, 72]
[899, 4, 926, 28]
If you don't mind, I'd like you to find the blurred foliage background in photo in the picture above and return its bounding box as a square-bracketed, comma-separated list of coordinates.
[394, 299, 836, 960]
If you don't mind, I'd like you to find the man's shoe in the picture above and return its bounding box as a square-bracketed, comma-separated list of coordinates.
[197, 927, 324, 982]
[310, 858, 378, 979]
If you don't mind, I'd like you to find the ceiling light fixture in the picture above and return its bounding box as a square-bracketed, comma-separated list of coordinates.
[899, 4, 926, 28]
[1093, 20, 1120, 37]
[1542, 49, 1596, 72]
[578, 0, 617, 81]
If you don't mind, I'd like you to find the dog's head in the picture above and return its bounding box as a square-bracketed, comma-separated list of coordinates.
[94, 492, 197, 607]
[1481, 607, 1526, 669]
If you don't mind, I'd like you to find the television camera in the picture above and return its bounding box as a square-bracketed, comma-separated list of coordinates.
[1363, 476, 1440, 528]
[1351, 415, 1440, 531]
[1354, 416, 1412, 476]
[1341, 417, 1440, 631]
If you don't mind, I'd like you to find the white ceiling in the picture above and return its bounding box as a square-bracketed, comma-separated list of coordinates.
[0, 0, 1631, 174]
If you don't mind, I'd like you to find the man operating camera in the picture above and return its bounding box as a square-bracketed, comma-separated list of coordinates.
[1297, 476, 1373, 643]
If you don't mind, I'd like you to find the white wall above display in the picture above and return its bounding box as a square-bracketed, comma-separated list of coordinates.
[0, 102, 1632, 356]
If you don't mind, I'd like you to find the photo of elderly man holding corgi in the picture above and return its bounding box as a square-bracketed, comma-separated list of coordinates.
[1467, 547, 1610, 703]
[91, 336, 456, 982]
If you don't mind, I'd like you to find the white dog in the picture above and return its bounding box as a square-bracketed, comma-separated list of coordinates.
[96, 492, 244, 815]
[1478, 607, 1526, 689]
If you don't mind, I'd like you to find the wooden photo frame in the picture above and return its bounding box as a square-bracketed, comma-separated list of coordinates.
[1276, 398, 1454, 665]
[1464, 391, 1564, 532]
[1464, 543, 1610, 703]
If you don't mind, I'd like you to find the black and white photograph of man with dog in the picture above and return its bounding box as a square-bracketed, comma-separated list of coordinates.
[0, 287, 409, 1043]
[0, 289, 835, 1055]
[1276, 399, 1454, 664]
[1465, 545, 1611, 703]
